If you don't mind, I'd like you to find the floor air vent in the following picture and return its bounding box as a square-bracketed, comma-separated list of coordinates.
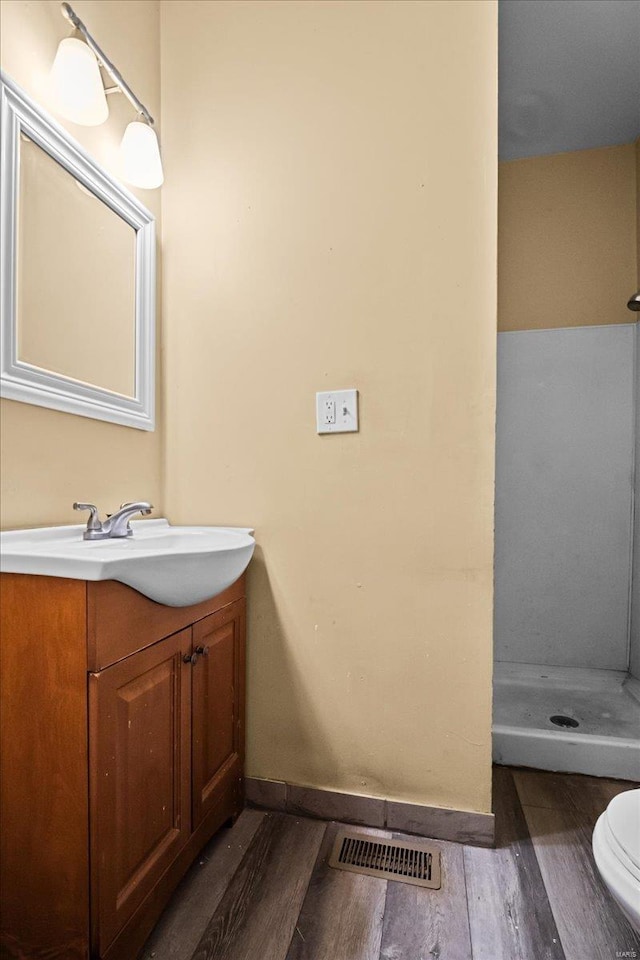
[329, 830, 441, 889]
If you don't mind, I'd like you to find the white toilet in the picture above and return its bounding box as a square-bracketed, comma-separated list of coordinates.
[592, 788, 640, 933]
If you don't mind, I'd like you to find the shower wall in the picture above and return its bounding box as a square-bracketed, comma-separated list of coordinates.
[630, 140, 640, 680]
[495, 142, 639, 673]
[494, 324, 635, 670]
[632, 320, 640, 678]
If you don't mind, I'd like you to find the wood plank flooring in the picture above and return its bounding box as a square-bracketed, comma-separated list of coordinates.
[464, 767, 566, 960]
[191, 815, 325, 960]
[142, 809, 266, 960]
[285, 823, 390, 960]
[380, 835, 472, 960]
[141, 767, 640, 960]
[513, 769, 640, 960]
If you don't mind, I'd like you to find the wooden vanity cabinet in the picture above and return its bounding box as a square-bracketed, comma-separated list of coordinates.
[0, 572, 246, 960]
[89, 627, 193, 955]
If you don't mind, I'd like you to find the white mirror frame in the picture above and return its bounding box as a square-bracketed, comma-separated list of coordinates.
[0, 72, 155, 430]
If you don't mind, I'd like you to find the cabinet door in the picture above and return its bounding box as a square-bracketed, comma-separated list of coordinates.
[89, 627, 192, 954]
[192, 599, 245, 830]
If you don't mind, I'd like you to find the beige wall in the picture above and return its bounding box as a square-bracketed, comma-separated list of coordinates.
[498, 143, 637, 332]
[0, 0, 162, 528]
[161, 0, 498, 814]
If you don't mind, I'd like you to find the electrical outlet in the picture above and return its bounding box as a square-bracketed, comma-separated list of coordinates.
[324, 398, 336, 424]
[316, 389, 358, 434]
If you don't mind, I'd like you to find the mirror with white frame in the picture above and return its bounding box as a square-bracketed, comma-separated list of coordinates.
[0, 72, 155, 430]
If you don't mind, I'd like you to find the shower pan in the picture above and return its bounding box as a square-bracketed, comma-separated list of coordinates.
[493, 663, 640, 779]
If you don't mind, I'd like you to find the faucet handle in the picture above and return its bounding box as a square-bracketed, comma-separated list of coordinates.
[73, 502, 101, 530]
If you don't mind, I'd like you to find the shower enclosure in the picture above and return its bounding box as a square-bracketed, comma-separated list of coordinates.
[492, 317, 640, 780]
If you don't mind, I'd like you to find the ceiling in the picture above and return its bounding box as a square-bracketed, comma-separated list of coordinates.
[499, 0, 640, 161]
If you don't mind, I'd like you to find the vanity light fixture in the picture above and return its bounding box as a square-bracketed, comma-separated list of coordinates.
[50, 34, 109, 126]
[51, 2, 164, 188]
[119, 120, 164, 190]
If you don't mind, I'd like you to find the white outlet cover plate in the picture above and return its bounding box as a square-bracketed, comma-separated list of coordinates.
[316, 389, 358, 434]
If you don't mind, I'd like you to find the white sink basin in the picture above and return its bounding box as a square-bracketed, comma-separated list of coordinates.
[0, 519, 255, 606]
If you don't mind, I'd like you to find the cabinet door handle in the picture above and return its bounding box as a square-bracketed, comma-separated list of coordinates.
[195, 645, 209, 657]
[183, 651, 199, 665]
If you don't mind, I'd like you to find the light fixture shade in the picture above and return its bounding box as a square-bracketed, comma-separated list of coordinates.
[119, 121, 164, 190]
[50, 36, 109, 126]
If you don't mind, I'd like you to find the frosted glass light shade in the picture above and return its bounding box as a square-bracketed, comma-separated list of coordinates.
[50, 37, 108, 126]
[119, 121, 164, 190]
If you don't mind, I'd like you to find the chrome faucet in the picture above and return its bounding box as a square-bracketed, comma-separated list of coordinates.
[73, 501, 153, 540]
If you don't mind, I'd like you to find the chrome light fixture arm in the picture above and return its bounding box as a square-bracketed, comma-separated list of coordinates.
[60, 2, 154, 125]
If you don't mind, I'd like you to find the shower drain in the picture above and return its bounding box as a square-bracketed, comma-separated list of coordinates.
[549, 715, 579, 728]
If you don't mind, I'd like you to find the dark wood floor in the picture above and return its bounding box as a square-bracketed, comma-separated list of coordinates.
[141, 766, 640, 960]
